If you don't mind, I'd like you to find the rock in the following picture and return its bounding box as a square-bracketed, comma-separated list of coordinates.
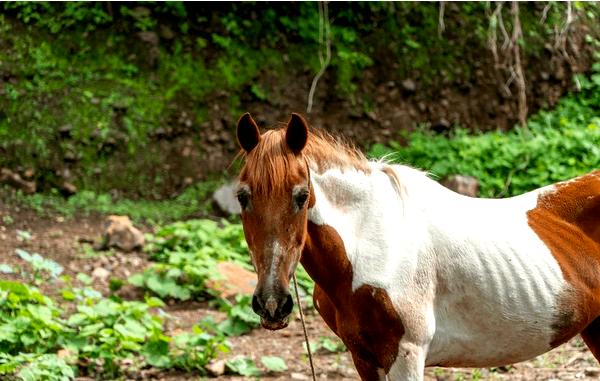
[206, 360, 226, 377]
[431, 118, 451, 134]
[97, 215, 145, 252]
[441, 175, 479, 197]
[59, 181, 77, 196]
[291, 372, 310, 380]
[0, 168, 36, 194]
[213, 181, 241, 215]
[206, 261, 257, 299]
[57, 348, 73, 359]
[159, 25, 175, 40]
[92, 267, 110, 280]
[401, 79, 416, 93]
[584, 367, 600, 377]
[137, 31, 159, 46]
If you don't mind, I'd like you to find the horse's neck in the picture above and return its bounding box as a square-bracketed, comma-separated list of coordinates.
[301, 164, 440, 295]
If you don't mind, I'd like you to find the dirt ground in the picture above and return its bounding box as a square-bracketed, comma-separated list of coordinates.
[1, 200, 600, 381]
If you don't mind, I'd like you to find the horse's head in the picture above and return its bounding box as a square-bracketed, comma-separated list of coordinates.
[236, 112, 312, 330]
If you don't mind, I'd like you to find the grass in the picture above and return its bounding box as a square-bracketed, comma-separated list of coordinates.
[3, 180, 222, 224]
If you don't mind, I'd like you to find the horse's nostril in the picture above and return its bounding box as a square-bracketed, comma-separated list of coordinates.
[252, 294, 262, 315]
[280, 293, 294, 317]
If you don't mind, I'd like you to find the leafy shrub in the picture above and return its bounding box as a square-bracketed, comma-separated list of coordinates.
[0, 281, 68, 355]
[0, 279, 229, 379]
[129, 219, 250, 300]
[370, 64, 600, 197]
[0, 353, 74, 381]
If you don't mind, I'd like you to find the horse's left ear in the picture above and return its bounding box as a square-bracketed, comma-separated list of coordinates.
[285, 113, 308, 154]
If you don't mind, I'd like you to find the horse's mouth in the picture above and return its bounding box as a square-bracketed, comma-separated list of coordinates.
[260, 315, 290, 330]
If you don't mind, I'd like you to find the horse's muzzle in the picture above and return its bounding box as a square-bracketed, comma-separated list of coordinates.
[252, 292, 294, 330]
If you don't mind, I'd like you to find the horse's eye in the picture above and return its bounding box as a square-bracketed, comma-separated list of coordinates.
[237, 191, 250, 210]
[294, 191, 309, 209]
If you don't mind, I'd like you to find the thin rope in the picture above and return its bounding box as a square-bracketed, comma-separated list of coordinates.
[292, 273, 317, 381]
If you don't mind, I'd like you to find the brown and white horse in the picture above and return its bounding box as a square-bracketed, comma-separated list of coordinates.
[235, 112, 600, 381]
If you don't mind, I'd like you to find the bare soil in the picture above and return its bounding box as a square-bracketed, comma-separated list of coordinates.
[1, 200, 599, 381]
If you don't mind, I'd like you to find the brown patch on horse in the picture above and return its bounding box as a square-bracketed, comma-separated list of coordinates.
[526, 170, 600, 346]
[303, 222, 404, 376]
[581, 316, 600, 360]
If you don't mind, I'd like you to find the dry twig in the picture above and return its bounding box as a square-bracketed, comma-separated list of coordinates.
[306, 1, 331, 114]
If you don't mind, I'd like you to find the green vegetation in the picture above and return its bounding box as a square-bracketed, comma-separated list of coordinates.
[5, 179, 220, 223]
[129, 219, 250, 300]
[1, 2, 596, 197]
[370, 57, 600, 197]
[128, 218, 314, 302]
[0, 250, 235, 379]
[0, 224, 298, 379]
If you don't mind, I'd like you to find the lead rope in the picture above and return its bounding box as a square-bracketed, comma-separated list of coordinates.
[292, 273, 317, 381]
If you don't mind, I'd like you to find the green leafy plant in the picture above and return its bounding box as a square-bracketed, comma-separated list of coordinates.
[226, 356, 261, 377]
[261, 356, 288, 372]
[214, 295, 261, 336]
[370, 65, 600, 197]
[0, 278, 229, 379]
[129, 219, 251, 300]
[0, 280, 69, 355]
[0, 353, 74, 381]
[14, 250, 63, 283]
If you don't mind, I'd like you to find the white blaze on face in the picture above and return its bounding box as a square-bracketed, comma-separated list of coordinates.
[266, 240, 284, 285]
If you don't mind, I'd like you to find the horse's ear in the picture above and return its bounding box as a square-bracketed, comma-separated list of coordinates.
[237, 112, 260, 153]
[285, 113, 308, 154]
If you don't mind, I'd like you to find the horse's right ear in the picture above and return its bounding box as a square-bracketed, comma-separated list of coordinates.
[237, 113, 260, 153]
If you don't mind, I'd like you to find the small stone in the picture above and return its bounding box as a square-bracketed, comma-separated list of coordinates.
[206, 360, 226, 377]
[0, 168, 36, 194]
[401, 79, 416, 93]
[441, 175, 479, 197]
[159, 25, 175, 40]
[92, 267, 110, 281]
[584, 368, 600, 377]
[291, 372, 310, 380]
[431, 118, 451, 134]
[60, 182, 77, 196]
[213, 181, 241, 215]
[97, 215, 145, 252]
[57, 348, 73, 359]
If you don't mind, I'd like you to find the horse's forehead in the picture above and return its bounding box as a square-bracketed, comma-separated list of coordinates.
[240, 156, 308, 194]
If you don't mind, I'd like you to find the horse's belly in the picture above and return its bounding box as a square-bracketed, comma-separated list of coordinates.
[426, 321, 555, 367]
[425, 267, 572, 367]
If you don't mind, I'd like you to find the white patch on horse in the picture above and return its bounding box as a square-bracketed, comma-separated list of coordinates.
[308, 163, 570, 371]
[263, 240, 284, 293]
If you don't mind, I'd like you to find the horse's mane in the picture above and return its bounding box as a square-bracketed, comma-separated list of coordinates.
[240, 127, 370, 194]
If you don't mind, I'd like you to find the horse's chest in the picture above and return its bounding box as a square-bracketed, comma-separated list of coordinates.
[314, 284, 404, 372]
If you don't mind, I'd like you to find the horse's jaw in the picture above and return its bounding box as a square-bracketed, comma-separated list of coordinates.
[260, 315, 290, 330]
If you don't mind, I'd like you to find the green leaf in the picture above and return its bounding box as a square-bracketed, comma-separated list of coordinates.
[226, 356, 261, 377]
[115, 319, 147, 341]
[142, 339, 171, 367]
[261, 356, 287, 372]
[0, 264, 14, 274]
